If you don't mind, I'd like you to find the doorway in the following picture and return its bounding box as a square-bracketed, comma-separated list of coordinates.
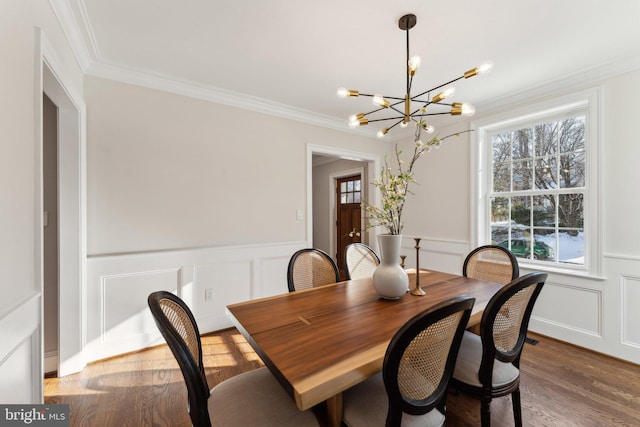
[42, 93, 59, 375]
[307, 144, 380, 273]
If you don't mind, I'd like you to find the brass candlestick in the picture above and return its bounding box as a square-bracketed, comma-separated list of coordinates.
[410, 237, 425, 296]
[400, 255, 407, 268]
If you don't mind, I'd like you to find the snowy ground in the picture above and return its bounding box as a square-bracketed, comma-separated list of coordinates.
[536, 232, 584, 264]
[492, 221, 584, 264]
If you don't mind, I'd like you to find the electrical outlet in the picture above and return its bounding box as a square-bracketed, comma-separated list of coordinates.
[205, 288, 215, 301]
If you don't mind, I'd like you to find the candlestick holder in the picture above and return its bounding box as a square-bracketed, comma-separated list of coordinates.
[410, 237, 426, 296]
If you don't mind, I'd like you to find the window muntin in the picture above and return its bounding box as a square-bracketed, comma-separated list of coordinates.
[489, 114, 586, 266]
[340, 176, 361, 204]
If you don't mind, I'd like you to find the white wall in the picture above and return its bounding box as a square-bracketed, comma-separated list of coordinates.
[0, 0, 83, 402]
[85, 77, 387, 256]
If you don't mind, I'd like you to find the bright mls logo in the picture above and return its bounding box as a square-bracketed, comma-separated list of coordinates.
[0, 405, 69, 426]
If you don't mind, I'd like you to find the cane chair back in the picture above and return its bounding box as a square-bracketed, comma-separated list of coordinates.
[343, 296, 475, 427]
[463, 245, 519, 285]
[452, 272, 547, 427]
[287, 248, 340, 292]
[148, 291, 320, 427]
[345, 243, 380, 280]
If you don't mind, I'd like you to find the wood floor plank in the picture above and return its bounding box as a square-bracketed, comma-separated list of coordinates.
[44, 329, 640, 426]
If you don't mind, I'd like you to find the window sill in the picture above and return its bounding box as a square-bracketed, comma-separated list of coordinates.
[517, 262, 606, 281]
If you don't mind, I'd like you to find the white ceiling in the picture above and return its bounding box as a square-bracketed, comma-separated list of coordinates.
[63, 0, 640, 138]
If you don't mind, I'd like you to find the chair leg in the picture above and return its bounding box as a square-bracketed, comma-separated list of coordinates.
[512, 388, 522, 427]
[480, 395, 491, 427]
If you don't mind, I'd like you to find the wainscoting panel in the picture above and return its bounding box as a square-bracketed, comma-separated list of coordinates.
[259, 256, 292, 297]
[194, 260, 252, 333]
[621, 274, 640, 348]
[0, 294, 40, 403]
[530, 279, 602, 336]
[101, 268, 182, 342]
[86, 241, 305, 362]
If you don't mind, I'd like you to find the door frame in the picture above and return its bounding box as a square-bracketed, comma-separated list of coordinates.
[36, 29, 87, 377]
[330, 168, 365, 268]
[306, 144, 380, 254]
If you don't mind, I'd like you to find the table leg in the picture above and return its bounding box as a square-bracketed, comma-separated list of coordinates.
[325, 393, 343, 427]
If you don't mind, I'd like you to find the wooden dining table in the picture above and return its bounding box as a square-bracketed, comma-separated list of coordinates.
[225, 269, 504, 427]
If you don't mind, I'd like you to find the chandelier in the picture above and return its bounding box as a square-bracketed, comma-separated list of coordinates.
[337, 13, 492, 141]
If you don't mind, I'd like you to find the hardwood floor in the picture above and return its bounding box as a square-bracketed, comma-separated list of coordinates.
[44, 330, 640, 426]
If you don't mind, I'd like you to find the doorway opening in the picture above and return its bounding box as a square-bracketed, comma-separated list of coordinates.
[42, 93, 59, 375]
[307, 145, 380, 275]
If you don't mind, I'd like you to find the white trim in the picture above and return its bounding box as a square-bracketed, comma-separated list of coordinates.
[38, 28, 88, 376]
[471, 87, 602, 277]
[478, 55, 640, 117]
[48, 0, 93, 71]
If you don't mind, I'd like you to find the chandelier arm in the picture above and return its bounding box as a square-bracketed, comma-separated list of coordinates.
[386, 119, 405, 131]
[361, 106, 390, 116]
[388, 105, 406, 117]
[367, 116, 405, 123]
[413, 112, 453, 118]
[358, 93, 405, 101]
[411, 75, 465, 100]
[408, 100, 457, 115]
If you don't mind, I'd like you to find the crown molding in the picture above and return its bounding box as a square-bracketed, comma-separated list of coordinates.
[49, 0, 93, 71]
[85, 59, 376, 138]
[478, 54, 640, 115]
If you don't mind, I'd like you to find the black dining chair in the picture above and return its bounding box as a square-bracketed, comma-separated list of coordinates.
[147, 291, 320, 427]
[342, 296, 475, 427]
[287, 248, 340, 292]
[451, 272, 547, 427]
[463, 244, 519, 285]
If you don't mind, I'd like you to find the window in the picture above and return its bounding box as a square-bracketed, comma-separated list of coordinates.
[472, 89, 601, 275]
[339, 176, 361, 204]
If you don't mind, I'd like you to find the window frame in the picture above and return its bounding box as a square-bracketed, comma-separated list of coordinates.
[471, 88, 602, 277]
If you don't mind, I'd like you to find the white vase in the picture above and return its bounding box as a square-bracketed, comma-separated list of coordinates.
[372, 234, 409, 300]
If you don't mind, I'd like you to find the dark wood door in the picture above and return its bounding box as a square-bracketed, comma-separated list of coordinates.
[336, 175, 362, 279]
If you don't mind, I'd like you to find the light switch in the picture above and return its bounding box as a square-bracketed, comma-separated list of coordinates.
[296, 209, 304, 220]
